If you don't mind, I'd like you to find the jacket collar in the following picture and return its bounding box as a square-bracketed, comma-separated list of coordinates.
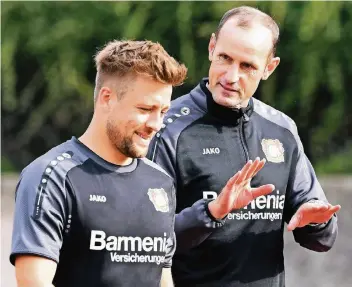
[197, 78, 253, 125]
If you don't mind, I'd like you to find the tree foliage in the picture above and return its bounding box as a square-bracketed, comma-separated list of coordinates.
[2, 1, 352, 173]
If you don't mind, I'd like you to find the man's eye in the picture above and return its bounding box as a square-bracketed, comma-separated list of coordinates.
[218, 54, 230, 61]
[242, 63, 255, 70]
[139, 107, 152, 112]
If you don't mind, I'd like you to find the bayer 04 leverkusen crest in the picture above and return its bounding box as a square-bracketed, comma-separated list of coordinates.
[147, 188, 169, 212]
[261, 139, 285, 163]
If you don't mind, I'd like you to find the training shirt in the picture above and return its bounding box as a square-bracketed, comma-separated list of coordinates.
[148, 78, 338, 287]
[10, 137, 176, 287]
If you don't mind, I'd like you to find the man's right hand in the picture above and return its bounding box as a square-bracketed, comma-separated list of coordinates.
[208, 158, 275, 219]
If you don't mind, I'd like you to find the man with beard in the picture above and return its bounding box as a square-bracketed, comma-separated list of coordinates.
[10, 40, 188, 287]
[11, 38, 274, 287]
[148, 6, 341, 287]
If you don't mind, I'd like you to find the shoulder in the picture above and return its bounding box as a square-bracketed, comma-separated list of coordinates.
[139, 158, 173, 179]
[14, 139, 90, 220]
[157, 88, 206, 144]
[253, 98, 301, 144]
[19, 139, 88, 192]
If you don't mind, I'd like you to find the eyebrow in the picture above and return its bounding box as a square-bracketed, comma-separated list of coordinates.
[138, 104, 170, 110]
[219, 51, 259, 67]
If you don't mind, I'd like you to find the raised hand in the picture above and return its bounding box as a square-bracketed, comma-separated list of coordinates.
[208, 158, 275, 219]
[287, 200, 341, 231]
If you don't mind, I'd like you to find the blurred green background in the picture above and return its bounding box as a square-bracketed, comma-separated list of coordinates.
[1, 1, 352, 174]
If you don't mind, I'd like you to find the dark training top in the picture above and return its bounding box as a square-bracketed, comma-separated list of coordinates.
[148, 78, 338, 287]
[10, 137, 176, 287]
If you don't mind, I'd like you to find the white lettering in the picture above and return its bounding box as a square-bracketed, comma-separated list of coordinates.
[204, 191, 285, 210]
[202, 148, 220, 155]
[90, 230, 106, 250]
[110, 252, 119, 262]
[243, 191, 285, 210]
[89, 195, 107, 202]
[256, 196, 267, 209]
[203, 191, 218, 200]
[266, 195, 276, 209]
[224, 211, 283, 221]
[143, 237, 153, 252]
[106, 236, 118, 251]
[90, 231, 168, 253]
[109, 252, 165, 265]
[118, 236, 142, 252]
[279, 195, 285, 209]
[153, 237, 162, 252]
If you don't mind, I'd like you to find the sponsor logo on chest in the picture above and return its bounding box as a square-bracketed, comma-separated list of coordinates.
[89, 230, 171, 265]
[203, 190, 285, 221]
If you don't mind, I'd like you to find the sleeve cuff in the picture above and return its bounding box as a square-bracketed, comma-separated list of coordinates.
[203, 199, 226, 228]
[306, 199, 333, 227]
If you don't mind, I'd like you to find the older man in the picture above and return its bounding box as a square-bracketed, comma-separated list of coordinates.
[148, 6, 340, 287]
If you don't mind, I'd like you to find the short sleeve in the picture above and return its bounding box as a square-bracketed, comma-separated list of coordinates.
[162, 183, 176, 268]
[10, 163, 69, 265]
[162, 231, 176, 268]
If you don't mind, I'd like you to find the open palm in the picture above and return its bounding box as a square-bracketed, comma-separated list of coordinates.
[208, 158, 275, 219]
[287, 200, 341, 231]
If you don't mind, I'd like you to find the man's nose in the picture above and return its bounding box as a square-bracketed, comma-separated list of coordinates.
[146, 113, 163, 132]
[225, 64, 240, 83]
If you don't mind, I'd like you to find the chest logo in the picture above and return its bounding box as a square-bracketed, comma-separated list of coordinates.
[202, 147, 220, 155]
[147, 188, 169, 213]
[89, 194, 107, 202]
[261, 139, 285, 163]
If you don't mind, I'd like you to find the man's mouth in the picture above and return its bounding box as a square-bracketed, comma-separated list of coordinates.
[135, 132, 153, 142]
[219, 83, 239, 93]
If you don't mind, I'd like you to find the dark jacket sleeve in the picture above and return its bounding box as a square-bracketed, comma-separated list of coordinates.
[285, 127, 338, 252]
[148, 132, 224, 251]
[175, 199, 225, 252]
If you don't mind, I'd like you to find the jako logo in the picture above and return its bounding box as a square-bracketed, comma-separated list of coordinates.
[202, 148, 220, 155]
[89, 194, 107, 202]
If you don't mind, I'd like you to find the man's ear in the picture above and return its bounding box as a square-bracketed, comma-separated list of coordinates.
[97, 86, 114, 111]
[262, 57, 280, 80]
[208, 33, 216, 61]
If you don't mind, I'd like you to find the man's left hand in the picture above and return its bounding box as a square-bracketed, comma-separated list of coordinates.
[287, 200, 341, 231]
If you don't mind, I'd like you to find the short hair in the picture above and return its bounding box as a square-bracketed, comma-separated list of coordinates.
[94, 40, 187, 101]
[215, 6, 280, 56]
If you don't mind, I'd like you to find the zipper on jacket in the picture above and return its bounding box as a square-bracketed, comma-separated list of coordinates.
[151, 140, 158, 162]
[239, 116, 249, 161]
